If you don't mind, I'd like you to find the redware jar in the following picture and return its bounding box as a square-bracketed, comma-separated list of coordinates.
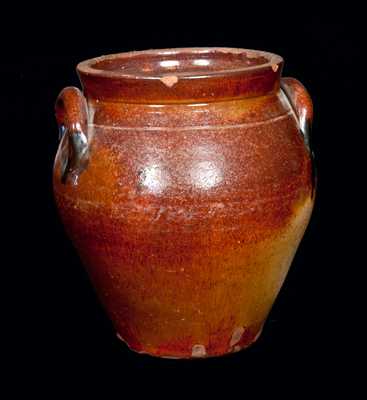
[53, 48, 315, 358]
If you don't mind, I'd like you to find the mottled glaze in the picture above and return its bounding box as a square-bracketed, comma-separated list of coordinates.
[53, 48, 315, 358]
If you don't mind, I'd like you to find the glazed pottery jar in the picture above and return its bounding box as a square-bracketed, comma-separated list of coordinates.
[53, 48, 315, 358]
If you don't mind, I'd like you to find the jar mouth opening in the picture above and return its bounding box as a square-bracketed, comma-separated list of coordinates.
[77, 47, 283, 80]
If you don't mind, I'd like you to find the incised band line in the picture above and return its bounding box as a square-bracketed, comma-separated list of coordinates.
[90, 111, 292, 131]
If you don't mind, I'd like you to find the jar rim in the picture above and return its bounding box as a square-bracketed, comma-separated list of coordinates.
[77, 47, 284, 103]
[77, 47, 283, 79]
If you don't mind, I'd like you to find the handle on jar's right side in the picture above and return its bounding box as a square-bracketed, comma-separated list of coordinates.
[281, 77, 313, 154]
[281, 77, 316, 196]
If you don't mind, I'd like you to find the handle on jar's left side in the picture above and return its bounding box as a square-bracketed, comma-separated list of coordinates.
[55, 87, 89, 185]
[281, 77, 313, 154]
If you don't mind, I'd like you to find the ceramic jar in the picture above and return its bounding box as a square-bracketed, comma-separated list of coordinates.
[53, 48, 315, 358]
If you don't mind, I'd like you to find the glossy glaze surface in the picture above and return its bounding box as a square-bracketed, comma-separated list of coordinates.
[54, 48, 314, 358]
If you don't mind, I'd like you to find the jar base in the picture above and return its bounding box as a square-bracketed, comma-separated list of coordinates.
[116, 327, 263, 360]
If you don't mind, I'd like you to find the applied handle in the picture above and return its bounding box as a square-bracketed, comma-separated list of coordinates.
[281, 77, 313, 153]
[55, 87, 89, 185]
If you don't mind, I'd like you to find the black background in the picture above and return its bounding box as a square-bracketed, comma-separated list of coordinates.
[4, 4, 361, 396]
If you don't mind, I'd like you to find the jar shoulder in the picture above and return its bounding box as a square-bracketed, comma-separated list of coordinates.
[54, 108, 312, 206]
[88, 92, 292, 128]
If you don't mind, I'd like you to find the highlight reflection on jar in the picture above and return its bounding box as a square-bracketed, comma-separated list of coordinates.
[138, 163, 168, 194]
[190, 160, 223, 190]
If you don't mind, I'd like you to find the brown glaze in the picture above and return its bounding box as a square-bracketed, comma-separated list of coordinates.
[53, 48, 315, 358]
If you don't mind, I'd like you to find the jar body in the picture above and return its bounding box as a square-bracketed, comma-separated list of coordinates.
[54, 89, 314, 358]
